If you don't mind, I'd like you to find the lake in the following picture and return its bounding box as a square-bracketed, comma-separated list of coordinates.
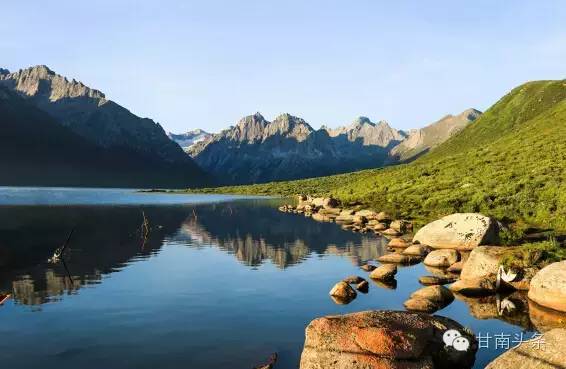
[0, 187, 549, 369]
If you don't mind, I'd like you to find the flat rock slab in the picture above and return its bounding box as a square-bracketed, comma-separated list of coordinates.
[378, 253, 422, 265]
[300, 310, 477, 369]
[370, 264, 398, 280]
[413, 213, 499, 250]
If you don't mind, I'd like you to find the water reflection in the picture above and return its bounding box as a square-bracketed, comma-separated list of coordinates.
[2, 200, 564, 339]
[0, 200, 386, 306]
[171, 202, 388, 268]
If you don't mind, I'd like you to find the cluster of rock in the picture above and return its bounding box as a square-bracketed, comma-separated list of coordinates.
[279, 195, 412, 237]
[286, 207, 566, 369]
[282, 204, 566, 369]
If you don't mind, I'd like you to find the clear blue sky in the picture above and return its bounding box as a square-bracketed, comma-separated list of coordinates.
[1, 1, 565, 133]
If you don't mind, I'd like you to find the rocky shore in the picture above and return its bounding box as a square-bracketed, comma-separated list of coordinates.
[279, 195, 566, 368]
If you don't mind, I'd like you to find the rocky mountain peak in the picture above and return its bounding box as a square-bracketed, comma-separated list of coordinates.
[0, 68, 9, 76]
[267, 113, 314, 141]
[326, 117, 405, 146]
[0, 65, 106, 102]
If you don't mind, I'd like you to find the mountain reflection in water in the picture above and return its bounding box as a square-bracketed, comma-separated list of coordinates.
[0, 200, 387, 306]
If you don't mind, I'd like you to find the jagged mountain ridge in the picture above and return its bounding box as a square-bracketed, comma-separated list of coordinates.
[0, 66, 208, 187]
[0, 65, 193, 165]
[188, 109, 479, 184]
[189, 112, 409, 184]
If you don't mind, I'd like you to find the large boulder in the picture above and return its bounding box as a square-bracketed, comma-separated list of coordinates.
[485, 328, 566, 369]
[300, 310, 477, 369]
[459, 246, 533, 291]
[528, 261, 566, 312]
[460, 246, 514, 280]
[424, 249, 460, 267]
[413, 213, 499, 250]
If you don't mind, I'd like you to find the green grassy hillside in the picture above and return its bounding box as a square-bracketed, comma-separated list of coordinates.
[190, 80, 566, 231]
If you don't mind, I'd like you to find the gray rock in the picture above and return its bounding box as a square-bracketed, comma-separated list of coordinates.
[413, 213, 499, 250]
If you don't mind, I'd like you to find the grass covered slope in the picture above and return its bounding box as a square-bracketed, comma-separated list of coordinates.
[192, 80, 566, 231]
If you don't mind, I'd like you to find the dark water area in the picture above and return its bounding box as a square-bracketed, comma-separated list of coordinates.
[0, 188, 561, 369]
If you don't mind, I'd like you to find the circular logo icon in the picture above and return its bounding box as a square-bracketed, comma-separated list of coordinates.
[443, 329, 462, 346]
[453, 337, 470, 352]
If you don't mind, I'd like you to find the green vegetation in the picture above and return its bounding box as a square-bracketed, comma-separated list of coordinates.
[501, 238, 566, 269]
[189, 80, 566, 231]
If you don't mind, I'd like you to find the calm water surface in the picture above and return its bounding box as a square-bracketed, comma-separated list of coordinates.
[0, 188, 556, 369]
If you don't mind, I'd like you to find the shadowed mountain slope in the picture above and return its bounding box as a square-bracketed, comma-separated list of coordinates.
[0, 66, 208, 187]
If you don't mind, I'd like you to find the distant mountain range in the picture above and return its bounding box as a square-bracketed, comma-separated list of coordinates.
[0, 66, 208, 187]
[168, 129, 212, 151]
[0, 65, 481, 187]
[185, 109, 480, 184]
